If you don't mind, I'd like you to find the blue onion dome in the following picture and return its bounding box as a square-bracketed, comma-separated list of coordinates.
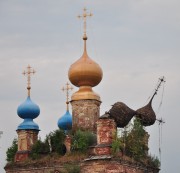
[17, 119, 39, 130]
[58, 110, 72, 131]
[17, 96, 40, 119]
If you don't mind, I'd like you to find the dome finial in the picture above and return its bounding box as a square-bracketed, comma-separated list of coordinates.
[150, 76, 166, 103]
[22, 65, 36, 97]
[69, 8, 103, 101]
[58, 82, 73, 131]
[77, 7, 93, 52]
[62, 82, 73, 111]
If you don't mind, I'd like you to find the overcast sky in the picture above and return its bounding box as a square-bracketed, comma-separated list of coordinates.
[0, 0, 180, 172]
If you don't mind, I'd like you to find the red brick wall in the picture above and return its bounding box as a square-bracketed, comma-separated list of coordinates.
[71, 100, 101, 133]
[5, 159, 159, 173]
[81, 160, 159, 173]
[97, 118, 116, 145]
[15, 130, 39, 162]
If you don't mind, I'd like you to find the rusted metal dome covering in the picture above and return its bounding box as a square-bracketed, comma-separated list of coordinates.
[136, 76, 165, 126]
[100, 112, 111, 119]
[135, 99, 156, 126]
[109, 102, 136, 128]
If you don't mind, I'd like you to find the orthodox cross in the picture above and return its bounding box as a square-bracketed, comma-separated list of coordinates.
[155, 76, 166, 95]
[78, 7, 93, 39]
[150, 76, 166, 101]
[62, 82, 73, 111]
[22, 65, 36, 96]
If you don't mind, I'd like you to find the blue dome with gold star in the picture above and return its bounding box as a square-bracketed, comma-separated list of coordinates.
[17, 96, 40, 130]
[58, 110, 72, 131]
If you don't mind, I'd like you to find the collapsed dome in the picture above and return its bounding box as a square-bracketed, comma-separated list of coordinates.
[135, 100, 156, 126]
[109, 102, 136, 128]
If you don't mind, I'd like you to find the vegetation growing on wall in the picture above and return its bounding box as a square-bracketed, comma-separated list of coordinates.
[63, 164, 80, 173]
[124, 118, 147, 161]
[30, 139, 50, 160]
[112, 132, 122, 155]
[29, 129, 97, 160]
[112, 118, 160, 168]
[71, 130, 96, 152]
[47, 129, 66, 154]
[6, 138, 18, 162]
[147, 155, 161, 168]
[30, 129, 66, 160]
[6, 121, 160, 170]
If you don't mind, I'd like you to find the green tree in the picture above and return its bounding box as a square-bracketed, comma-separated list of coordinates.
[148, 155, 161, 168]
[124, 118, 147, 161]
[6, 138, 18, 162]
[71, 130, 96, 152]
[30, 129, 66, 160]
[30, 139, 49, 160]
[47, 129, 66, 155]
[112, 132, 122, 155]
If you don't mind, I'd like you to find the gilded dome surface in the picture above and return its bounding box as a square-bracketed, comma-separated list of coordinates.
[68, 54, 103, 87]
[68, 42, 103, 87]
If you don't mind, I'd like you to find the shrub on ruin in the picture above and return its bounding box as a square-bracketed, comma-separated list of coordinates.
[112, 132, 122, 155]
[123, 118, 147, 161]
[30, 129, 66, 160]
[71, 130, 96, 152]
[47, 129, 66, 155]
[6, 138, 18, 162]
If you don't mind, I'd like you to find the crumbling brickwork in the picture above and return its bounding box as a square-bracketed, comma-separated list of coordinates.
[71, 99, 101, 133]
[15, 130, 39, 162]
[97, 118, 116, 145]
[5, 159, 159, 173]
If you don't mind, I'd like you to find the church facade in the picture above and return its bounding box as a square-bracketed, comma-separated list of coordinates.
[5, 8, 160, 173]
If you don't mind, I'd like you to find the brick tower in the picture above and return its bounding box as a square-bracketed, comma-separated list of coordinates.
[68, 8, 103, 133]
[15, 65, 40, 162]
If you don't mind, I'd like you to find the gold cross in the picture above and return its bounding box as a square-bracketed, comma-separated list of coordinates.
[62, 82, 73, 111]
[22, 65, 36, 96]
[78, 7, 93, 39]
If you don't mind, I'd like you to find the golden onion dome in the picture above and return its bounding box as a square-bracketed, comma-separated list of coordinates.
[68, 38, 103, 88]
